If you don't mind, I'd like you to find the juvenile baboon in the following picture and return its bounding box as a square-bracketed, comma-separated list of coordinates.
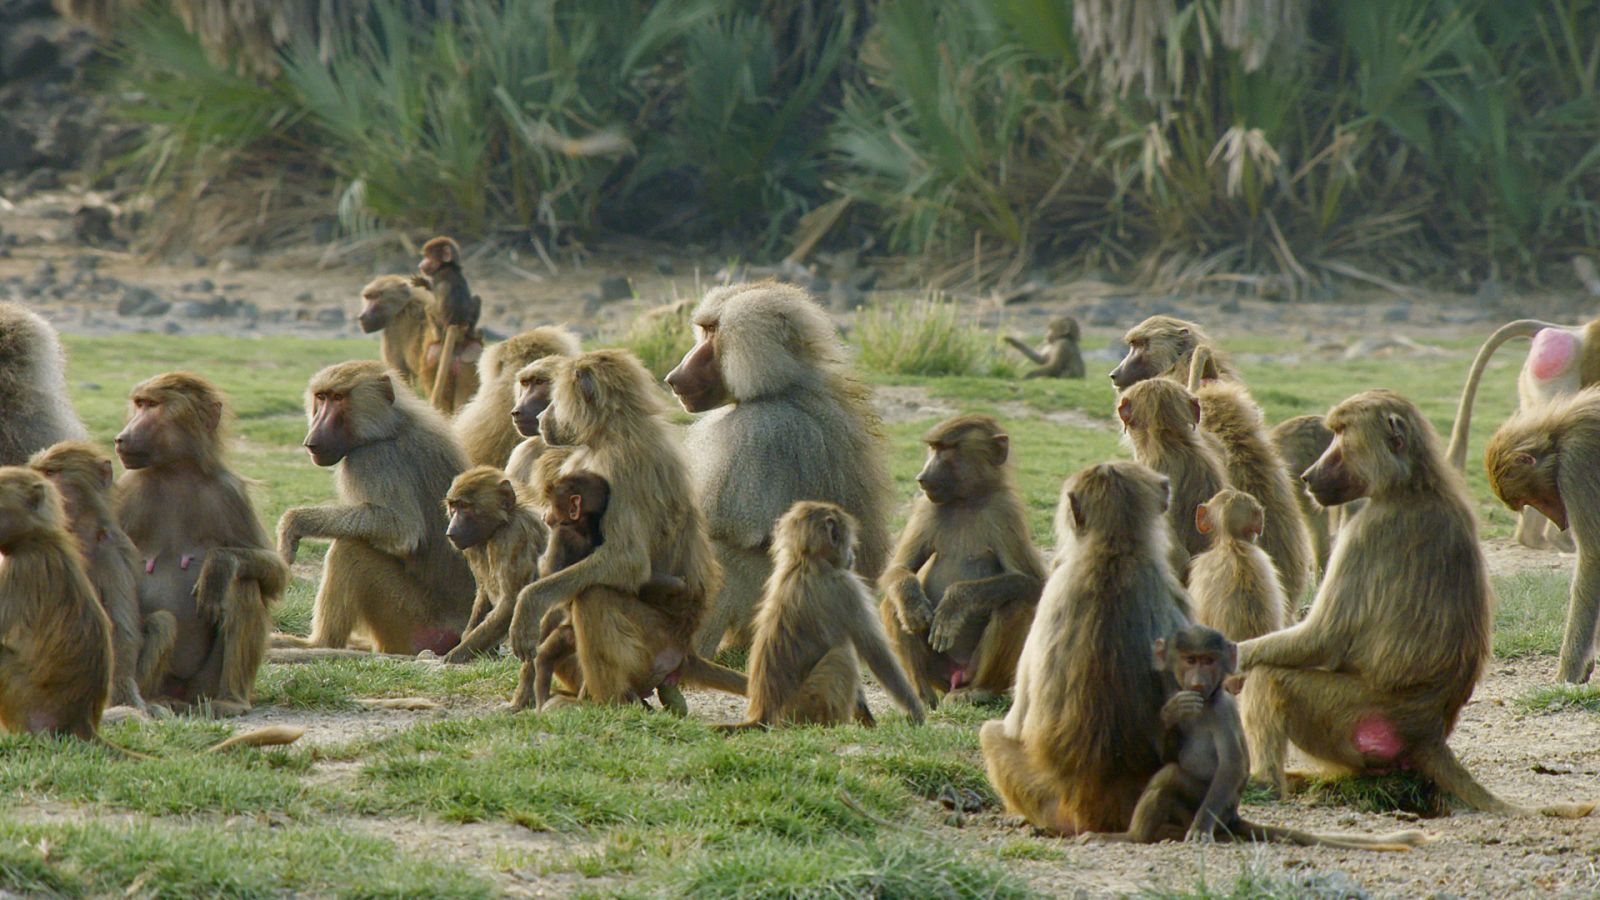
[1005, 316, 1085, 379]
[880, 415, 1045, 709]
[724, 502, 924, 730]
[979, 461, 1192, 834]
[1117, 380, 1229, 575]
[1269, 414, 1336, 570]
[115, 373, 285, 716]
[0, 302, 88, 465]
[1446, 317, 1600, 550]
[277, 360, 475, 655]
[1087, 626, 1427, 850]
[506, 350, 740, 708]
[1188, 489, 1284, 643]
[666, 281, 894, 656]
[453, 327, 581, 468]
[0, 467, 112, 738]
[1109, 315, 1235, 390]
[439, 466, 548, 664]
[30, 441, 170, 711]
[418, 236, 482, 413]
[356, 275, 435, 390]
[1240, 390, 1594, 817]
[504, 355, 569, 486]
[1485, 388, 1600, 683]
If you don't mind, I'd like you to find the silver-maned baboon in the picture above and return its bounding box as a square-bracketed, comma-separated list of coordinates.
[1109, 315, 1235, 390]
[0, 302, 88, 465]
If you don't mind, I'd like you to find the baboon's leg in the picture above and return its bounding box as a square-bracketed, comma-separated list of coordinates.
[216, 581, 271, 707]
[308, 540, 363, 648]
[786, 645, 860, 726]
[879, 600, 941, 710]
[1239, 677, 1288, 797]
[695, 543, 769, 657]
[570, 588, 651, 704]
[978, 721, 1073, 834]
[136, 610, 177, 698]
[960, 599, 1031, 701]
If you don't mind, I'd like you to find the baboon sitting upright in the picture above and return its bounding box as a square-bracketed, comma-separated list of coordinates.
[357, 275, 436, 391]
[1116, 379, 1229, 578]
[1005, 316, 1085, 379]
[453, 327, 581, 469]
[0, 302, 88, 465]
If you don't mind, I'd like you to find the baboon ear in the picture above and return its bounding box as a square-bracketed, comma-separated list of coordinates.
[1152, 638, 1168, 670]
[26, 480, 48, 511]
[991, 433, 1010, 465]
[1068, 492, 1086, 531]
[1250, 508, 1265, 538]
[565, 493, 583, 522]
[824, 514, 841, 548]
[1117, 398, 1135, 429]
[577, 368, 599, 403]
[1225, 641, 1239, 673]
[1188, 397, 1202, 427]
[198, 397, 223, 433]
[1515, 452, 1537, 468]
[377, 374, 396, 404]
[498, 479, 517, 513]
[1385, 412, 1407, 452]
[1195, 504, 1212, 534]
[96, 458, 114, 490]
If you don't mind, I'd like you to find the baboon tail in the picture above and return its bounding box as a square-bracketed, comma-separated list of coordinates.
[1407, 741, 1524, 815]
[204, 725, 306, 753]
[1444, 319, 1558, 470]
[1237, 820, 1428, 852]
[678, 655, 747, 696]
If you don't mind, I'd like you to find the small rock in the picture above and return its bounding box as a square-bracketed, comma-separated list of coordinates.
[828, 282, 865, 312]
[117, 286, 169, 317]
[162, 320, 183, 335]
[295, 290, 314, 304]
[1381, 304, 1411, 323]
[311, 217, 337, 244]
[71, 253, 100, 271]
[72, 205, 115, 246]
[1218, 296, 1242, 314]
[79, 382, 101, 391]
[597, 276, 633, 303]
[34, 261, 56, 282]
[653, 256, 675, 275]
[315, 307, 346, 326]
[216, 245, 256, 272]
[177, 298, 230, 319]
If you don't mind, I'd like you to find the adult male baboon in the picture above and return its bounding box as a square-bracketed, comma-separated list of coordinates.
[504, 355, 569, 486]
[0, 302, 88, 465]
[666, 281, 893, 656]
[30, 441, 170, 711]
[418, 236, 482, 413]
[1109, 315, 1234, 390]
[980, 461, 1191, 834]
[1005, 316, 1085, 379]
[439, 466, 548, 664]
[277, 360, 475, 655]
[1446, 317, 1600, 550]
[0, 467, 112, 738]
[1485, 388, 1600, 683]
[1269, 414, 1336, 570]
[880, 415, 1044, 708]
[1117, 379, 1229, 574]
[507, 350, 738, 708]
[1240, 390, 1594, 816]
[356, 275, 436, 390]
[724, 502, 924, 730]
[115, 373, 285, 715]
[453, 327, 581, 468]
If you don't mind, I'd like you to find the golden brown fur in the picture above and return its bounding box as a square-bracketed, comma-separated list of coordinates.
[1269, 414, 1336, 571]
[0, 467, 112, 738]
[277, 361, 475, 655]
[504, 355, 570, 486]
[0, 302, 88, 465]
[980, 461, 1191, 834]
[439, 466, 548, 665]
[880, 415, 1044, 708]
[454, 327, 581, 468]
[725, 502, 925, 729]
[115, 373, 284, 716]
[357, 275, 435, 389]
[1117, 380, 1229, 575]
[419, 237, 481, 414]
[1109, 315, 1235, 390]
[1004, 315, 1085, 379]
[668, 281, 894, 656]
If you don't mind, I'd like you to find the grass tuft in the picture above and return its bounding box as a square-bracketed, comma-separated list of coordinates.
[855, 297, 992, 377]
[1302, 771, 1448, 818]
[1493, 571, 1571, 659]
[610, 300, 695, 379]
[1518, 683, 1600, 714]
[661, 837, 1031, 900]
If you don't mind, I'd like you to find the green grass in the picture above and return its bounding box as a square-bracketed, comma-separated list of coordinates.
[1519, 683, 1600, 714]
[1301, 771, 1448, 818]
[856, 297, 1008, 377]
[1493, 572, 1573, 659]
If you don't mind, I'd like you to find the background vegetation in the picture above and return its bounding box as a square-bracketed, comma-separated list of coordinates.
[70, 0, 1600, 288]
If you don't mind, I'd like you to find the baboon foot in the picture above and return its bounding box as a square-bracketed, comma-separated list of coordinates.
[943, 687, 1004, 707]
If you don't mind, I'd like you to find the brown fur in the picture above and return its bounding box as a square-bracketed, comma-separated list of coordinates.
[668, 281, 894, 656]
[980, 461, 1191, 834]
[277, 360, 475, 655]
[1005, 316, 1085, 379]
[115, 373, 284, 716]
[1485, 388, 1600, 683]
[504, 356, 570, 486]
[1117, 380, 1229, 575]
[439, 466, 548, 665]
[418, 237, 482, 413]
[1240, 390, 1593, 817]
[1109, 315, 1235, 390]
[724, 502, 924, 729]
[880, 415, 1044, 709]
[0, 302, 88, 465]
[453, 327, 581, 468]
[356, 275, 435, 389]
[1269, 414, 1336, 571]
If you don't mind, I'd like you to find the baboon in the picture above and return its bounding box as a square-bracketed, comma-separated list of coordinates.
[1109, 315, 1235, 390]
[356, 275, 434, 390]
[979, 461, 1191, 834]
[1189, 489, 1284, 643]
[1005, 316, 1085, 379]
[30, 441, 170, 711]
[880, 415, 1045, 709]
[1240, 390, 1594, 817]
[666, 281, 894, 656]
[0, 302, 88, 465]
[504, 355, 569, 486]
[1087, 626, 1427, 851]
[1446, 317, 1600, 550]
[1269, 414, 1337, 570]
[1117, 380, 1229, 574]
[277, 360, 475, 655]
[439, 466, 548, 665]
[115, 373, 285, 716]
[724, 502, 925, 730]
[0, 467, 112, 738]
[453, 327, 581, 468]
[418, 236, 482, 413]
[506, 350, 741, 708]
[1485, 388, 1600, 683]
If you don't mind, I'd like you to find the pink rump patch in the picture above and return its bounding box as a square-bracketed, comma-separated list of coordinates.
[1353, 713, 1404, 761]
[949, 667, 969, 692]
[414, 628, 461, 656]
[1529, 328, 1578, 381]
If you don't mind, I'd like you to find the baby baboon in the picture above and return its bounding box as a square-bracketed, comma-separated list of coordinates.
[1088, 625, 1427, 850]
[507, 350, 737, 708]
[1447, 317, 1600, 550]
[1109, 315, 1235, 390]
[439, 466, 548, 664]
[1117, 379, 1229, 575]
[1485, 388, 1600, 683]
[667, 281, 894, 656]
[1269, 414, 1336, 570]
[453, 327, 581, 469]
[880, 415, 1045, 709]
[1189, 489, 1284, 643]
[1241, 390, 1594, 817]
[30, 441, 171, 711]
[356, 275, 435, 390]
[0, 467, 112, 738]
[418, 236, 482, 413]
[0, 302, 88, 465]
[980, 461, 1192, 834]
[277, 360, 475, 655]
[1005, 316, 1085, 379]
[724, 502, 924, 730]
[504, 356, 569, 485]
[115, 373, 285, 716]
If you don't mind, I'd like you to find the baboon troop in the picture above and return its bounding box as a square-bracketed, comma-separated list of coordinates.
[1005, 315, 1084, 379]
[0, 302, 88, 465]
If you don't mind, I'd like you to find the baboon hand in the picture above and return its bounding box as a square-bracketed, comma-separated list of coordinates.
[927, 593, 974, 653]
[892, 579, 934, 634]
[508, 604, 540, 662]
[1185, 824, 1217, 844]
[191, 554, 235, 623]
[275, 513, 303, 565]
[440, 644, 474, 665]
[1160, 690, 1205, 728]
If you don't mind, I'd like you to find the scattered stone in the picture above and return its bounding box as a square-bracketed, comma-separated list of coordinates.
[1381, 304, 1411, 323]
[314, 307, 346, 326]
[72, 204, 114, 246]
[33, 261, 56, 282]
[828, 282, 865, 312]
[653, 256, 675, 275]
[216, 244, 257, 272]
[177, 297, 231, 319]
[116, 286, 169, 317]
[598, 276, 633, 303]
[162, 320, 183, 335]
[295, 290, 314, 304]
[1217, 296, 1242, 314]
[70, 253, 99, 270]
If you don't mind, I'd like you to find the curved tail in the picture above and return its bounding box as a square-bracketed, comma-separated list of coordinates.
[1444, 320, 1559, 470]
[1238, 819, 1430, 852]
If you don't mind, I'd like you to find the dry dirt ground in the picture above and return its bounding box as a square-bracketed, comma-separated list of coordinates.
[3, 188, 1599, 897]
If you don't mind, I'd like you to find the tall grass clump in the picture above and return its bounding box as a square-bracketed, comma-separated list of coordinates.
[610, 300, 696, 379]
[855, 297, 990, 377]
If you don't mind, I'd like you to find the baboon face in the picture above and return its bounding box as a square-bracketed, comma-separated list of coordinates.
[1047, 317, 1080, 342]
[357, 278, 404, 333]
[304, 376, 393, 467]
[1156, 625, 1236, 697]
[664, 321, 730, 413]
[1301, 435, 1362, 508]
[512, 361, 564, 438]
[1110, 317, 1195, 389]
[543, 474, 608, 531]
[1488, 445, 1565, 530]
[916, 421, 1007, 505]
[0, 468, 61, 548]
[445, 481, 514, 551]
[418, 237, 458, 277]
